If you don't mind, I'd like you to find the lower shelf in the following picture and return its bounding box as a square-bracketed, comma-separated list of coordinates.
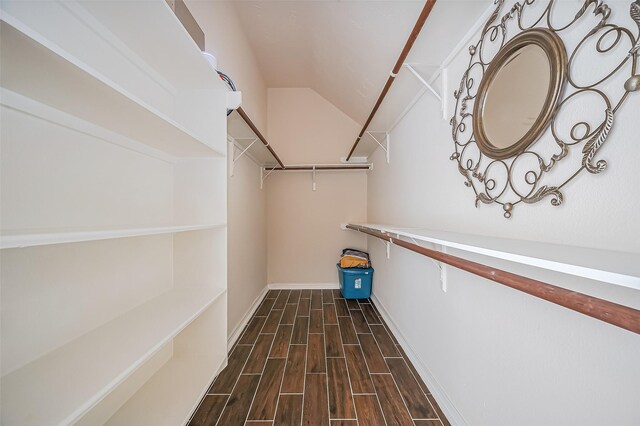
[105, 302, 227, 425]
[1, 286, 226, 426]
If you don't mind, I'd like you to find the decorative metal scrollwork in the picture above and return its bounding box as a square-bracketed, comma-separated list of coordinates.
[450, 0, 640, 218]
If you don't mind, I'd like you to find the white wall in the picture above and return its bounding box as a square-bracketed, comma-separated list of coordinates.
[227, 153, 268, 337]
[266, 88, 367, 285]
[188, 2, 269, 336]
[366, 1, 640, 424]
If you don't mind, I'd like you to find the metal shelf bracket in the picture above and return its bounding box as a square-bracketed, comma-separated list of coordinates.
[229, 138, 258, 177]
[366, 131, 390, 164]
[403, 63, 442, 102]
[260, 165, 278, 189]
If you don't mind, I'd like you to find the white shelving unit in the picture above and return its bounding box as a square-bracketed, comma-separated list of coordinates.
[1, 2, 228, 425]
[348, 223, 640, 290]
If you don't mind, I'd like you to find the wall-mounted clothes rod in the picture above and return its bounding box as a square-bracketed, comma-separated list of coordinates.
[271, 164, 373, 171]
[346, 224, 640, 335]
[236, 106, 285, 169]
[260, 164, 372, 191]
[346, 0, 437, 161]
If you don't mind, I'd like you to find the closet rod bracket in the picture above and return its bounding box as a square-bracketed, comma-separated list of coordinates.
[366, 131, 390, 164]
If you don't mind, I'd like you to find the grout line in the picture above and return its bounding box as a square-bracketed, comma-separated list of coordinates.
[245, 296, 285, 424]
[377, 329, 416, 423]
[335, 301, 358, 422]
[351, 299, 388, 426]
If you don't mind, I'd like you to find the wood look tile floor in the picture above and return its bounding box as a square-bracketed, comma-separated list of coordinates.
[189, 289, 449, 426]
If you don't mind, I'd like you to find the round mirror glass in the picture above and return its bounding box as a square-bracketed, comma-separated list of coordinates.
[473, 29, 567, 159]
[483, 44, 550, 149]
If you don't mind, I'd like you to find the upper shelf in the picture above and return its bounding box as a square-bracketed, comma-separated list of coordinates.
[1, 287, 227, 426]
[0, 224, 226, 250]
[348, 223, 640, 291]
[227, 110, 280, 166]
[0, 11, 223, 158]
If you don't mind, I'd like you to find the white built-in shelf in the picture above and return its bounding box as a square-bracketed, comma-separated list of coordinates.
[105, 348, 220, 426]
[0, 17, 222, 158]
[1, 287, 227, 426]
[0, 224, 226, 249]
[349, 223, 640, 290]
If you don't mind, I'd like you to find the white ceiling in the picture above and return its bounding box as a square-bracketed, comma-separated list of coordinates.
[230, 0, 490, 125]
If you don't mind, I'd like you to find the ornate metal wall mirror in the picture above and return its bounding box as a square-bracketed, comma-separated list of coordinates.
[450, 0, 640, 218]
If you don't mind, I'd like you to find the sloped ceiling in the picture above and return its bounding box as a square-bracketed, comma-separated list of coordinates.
[230, 0, 490, 125]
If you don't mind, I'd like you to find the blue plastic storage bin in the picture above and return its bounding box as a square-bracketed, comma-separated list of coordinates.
[337, 264, 373, 299]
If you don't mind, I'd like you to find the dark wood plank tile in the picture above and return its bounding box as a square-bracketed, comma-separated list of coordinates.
[358, 334, 388, 373]
[303, 374, 329, 426]
[288, 289, 302, 303]
[325, 325, 343, 357]
[398, 345, 431, 395]
[322, 289, 334, 303]
[188, 394, 227, 425]
[387, 358, 437, 419]
[327, 358, 356, 419]
[337, 316, 358, 344]
[370, 300, 383, 317]
[427, 394, 450, 426]
[239, 316, 268, 344]
[246, 422, 272, 426]
[263, 309, 284, 333]
[301, 289, 311, 299]
[414, 420, 443, 426]
[243, 333, 275, 374]
[353, 395, 386, 426]
[332, 289, 343, 299]
[350, 310, 370, 334]
[247, 358, 286, 420]
[307, 333, 326, 373]
[309, 309, 324, 334]
[311, 290, 322, 309]
[383, 322, 399, 345]
[256, 298, 276, 316]
[266, 290, 279, 299]
[216, 374, 261, 425]
[209, 345, 252, 393]
[269, 324, 293, 358]
[323, 303, 337, 325]
[370, 324, 401, 357]
[292, 316, 309, 344]
[274, 394, 303, 426]
[335, 298, 349, 317]
[274, 290, 290, 309]
[346, 299, 360, 310]
[297, 298, 310, 317]
[281, 345, 306, 393]
[372, 374, 414, 426]
[360, 303, 381, 325]
[343, 345, 374, 394]
[280, 303, 297, 325]
[331, 421, 358, 426]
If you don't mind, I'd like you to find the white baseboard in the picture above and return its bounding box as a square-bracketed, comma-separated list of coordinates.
[370, 293, 467, 426]
[268, 283, 340, 290]
[227, 285, 269, 351]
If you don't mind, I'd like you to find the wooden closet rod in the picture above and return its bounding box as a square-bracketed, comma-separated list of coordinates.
[346, 224, 640, 335]
[346, 0, 437, 161]
[236, 107, 285, 169]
